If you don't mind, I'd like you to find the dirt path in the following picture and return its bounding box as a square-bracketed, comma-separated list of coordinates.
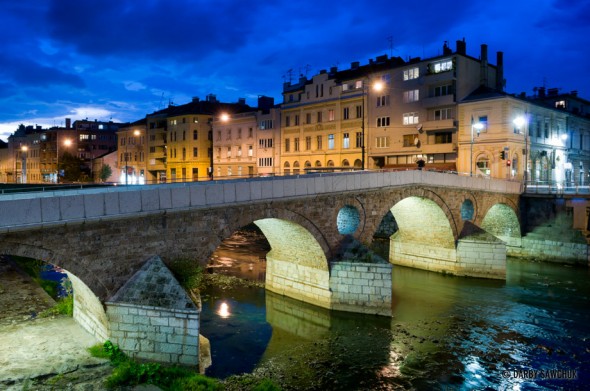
[0, 257, 112, 390]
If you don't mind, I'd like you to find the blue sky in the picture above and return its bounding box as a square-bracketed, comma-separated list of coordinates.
[1, 0, 589, 141]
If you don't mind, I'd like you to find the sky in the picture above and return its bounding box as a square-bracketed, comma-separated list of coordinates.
[1, 0, 589, 141]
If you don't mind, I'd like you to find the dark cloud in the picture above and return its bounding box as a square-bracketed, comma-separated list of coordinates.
[0, 57, 85, 89]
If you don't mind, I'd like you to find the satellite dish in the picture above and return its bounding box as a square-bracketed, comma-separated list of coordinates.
[416, 124, 423, 133]
[414, 137, 420, 146]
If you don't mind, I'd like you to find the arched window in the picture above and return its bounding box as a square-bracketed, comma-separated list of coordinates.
[284, 161, 290, 176]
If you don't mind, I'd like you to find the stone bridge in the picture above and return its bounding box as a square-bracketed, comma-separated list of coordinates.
[0, 171, 522, 365]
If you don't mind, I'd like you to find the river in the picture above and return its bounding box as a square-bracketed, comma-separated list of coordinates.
[202, 227, 590, 390]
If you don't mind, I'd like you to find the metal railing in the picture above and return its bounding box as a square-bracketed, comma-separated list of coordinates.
[525, 181, 590, 195]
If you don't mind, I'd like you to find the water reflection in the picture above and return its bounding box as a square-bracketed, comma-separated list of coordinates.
[202, 225, 590, 389]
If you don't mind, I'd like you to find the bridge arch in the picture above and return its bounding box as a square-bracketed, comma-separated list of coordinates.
[0, 245, 108, 342]
[481, 202, 521, 246]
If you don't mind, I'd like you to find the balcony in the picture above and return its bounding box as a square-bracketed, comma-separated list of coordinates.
[422, 94, 454, 108]
[422, 119, 456, 131]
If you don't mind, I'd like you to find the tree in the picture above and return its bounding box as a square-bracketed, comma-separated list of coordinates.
[99, 164, 112, 182]
[58, 152, 88, 182]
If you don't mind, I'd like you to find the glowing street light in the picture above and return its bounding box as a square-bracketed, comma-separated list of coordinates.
[470, 119, 484, 177]
[20, 145, 28, 183]
[361, 80, 386, 170]
[56, 137, 72, 183]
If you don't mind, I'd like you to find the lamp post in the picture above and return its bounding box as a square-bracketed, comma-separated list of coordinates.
[513, 115, 528, 188]
[56, 137, 72, 183]
[470, 119, 484, 177]
[20, 145, 28, 184]
[361, 80, 384, 171]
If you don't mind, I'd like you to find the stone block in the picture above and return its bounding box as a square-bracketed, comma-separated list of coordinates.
[151, 317, 169, 326]
[60, 195, 85, 220]
[140, 189, 160, 211]
[235, 182, 251, 202]
[83, 193, 105, 218]
[119, 191, 142, 214]
[223, 183, 237, 203]
[40, 197, 60, 223]
[189, 185, 207, 206]
[171, 187, 191, 209]
[283, 179, 296, 197]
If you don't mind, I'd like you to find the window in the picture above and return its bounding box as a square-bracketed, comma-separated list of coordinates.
[216, 148, 221, 158]
[259, 138, 273, 148]
[227, 129, 232, 140]
[403, 134, 416, 147]
[430, 59, 453, 73]
[328, 134, 335, 149]
[317, 135, 323, 150]
[343, 107, 350, 120]
[260, 120, 273, 129]
[355, 80, 363, 89]
[182, 131, 186, 141]
[403, 89, 420, 103]
[248, 128, 253, 138]
[434, 132, 452, 144]
[228, 166, 232, 176]
[294, 115, 300, 126]
[306, 136, 311, 150]
[285, 138, 290, 152]
[356, 105, 362, 118]
[555, 100, 566, 109]
[193, 130, 198, 140]
[328, 109, 335, 121]
[403, 112, 419, 125]
[170, 119, 177, 126]
[258, 157, 273, 167]
[434, 108, 453, 120]
[285, 116, 291, 127]
[376, 95, 390, 107]
[294, 137, 300, 152]
[403, 67, 419, 80]
[356, 132, 362, 148]
[216, 131, 221, 141]
[478, 115, 489, 131]
[237, 146, 242, 157]
[377, 117, 391, 127]
[149, 146, 156, 153]
[248, 145, 253, 156]
[306, 113, 312, 124]
[544, 121, 549, 138]
[317, 111, 323, 123]
[193, 147, 198, 157]
[226, 147, 231, 158]
[376, 136, 389, 148]
[434, 84, 453, 97]
[237, 128, 242, 139]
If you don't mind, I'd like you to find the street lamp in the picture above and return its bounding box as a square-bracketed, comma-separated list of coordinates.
[470, 119, 484, 177]
[124, 129, 141, 186]
[56, 137, 72, 183]
[361, 80, 385, 171]
[20, 145, 28, 184]
[513, 115, 528, 187]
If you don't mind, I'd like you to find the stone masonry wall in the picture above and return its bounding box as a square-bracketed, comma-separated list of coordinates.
[265, 256, 331, 309]
[67, 271, 109, 341]
[106, 303, 199, 366]
[330, 262, 392, 316]
[456, 239, 506, 279]
[390, 236, 458, 275]
[509, 238, 589, 265]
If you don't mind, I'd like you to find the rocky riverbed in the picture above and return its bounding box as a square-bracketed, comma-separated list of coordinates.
[0, 256, 112, 390]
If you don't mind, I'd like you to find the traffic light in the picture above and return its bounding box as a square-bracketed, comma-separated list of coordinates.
[500, 151, 505, 160]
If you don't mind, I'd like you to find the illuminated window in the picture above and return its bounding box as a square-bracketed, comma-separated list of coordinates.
[328, 134, 335, 149]
[343, 133, 350, 149]
[328, 109, 335, 121]
[403, 112, 419, 125]
[403, 67, 419, 80]
[430, 59, 453, 73]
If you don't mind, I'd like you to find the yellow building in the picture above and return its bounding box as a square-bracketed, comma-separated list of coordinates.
[457, 87, 590, 184]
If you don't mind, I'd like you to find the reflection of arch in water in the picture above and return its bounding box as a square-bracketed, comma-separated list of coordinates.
[254, 218, 331, 308]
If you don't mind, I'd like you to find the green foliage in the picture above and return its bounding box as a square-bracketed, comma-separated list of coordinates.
[40, 295, 73, 317]
[168, 258, 206, 291]
[169, 374, 222, 391]
[223, 374, 282, 391]
[99, 164, 113, 182]
[88, 343, 111, 359]
[59, 151, 89, 182]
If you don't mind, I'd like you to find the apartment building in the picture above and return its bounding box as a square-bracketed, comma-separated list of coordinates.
[144, 95, 253, 183]
[117, 119, 147, 184]
[457, 87, 590, 183]
[212, 96, 280, 178]
[280, 39, 503, 172]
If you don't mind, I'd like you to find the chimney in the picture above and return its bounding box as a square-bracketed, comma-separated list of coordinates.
[206, 94, 217, 102]
[330, 66, 338, 74]
[480, 44, 489, 86]
[456, 38, 466, 55]
[351, 61, 360, 69]
[443, 41, 452, 55]
[538, 87, 546, 98]
[237, 97, 246, 105]
[496, 51, 504, 91]
[65, 118, 71, 129]
[571, 90, 578, 97]
[192, 96, 200, 103]
[258, 96, 274, 110]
